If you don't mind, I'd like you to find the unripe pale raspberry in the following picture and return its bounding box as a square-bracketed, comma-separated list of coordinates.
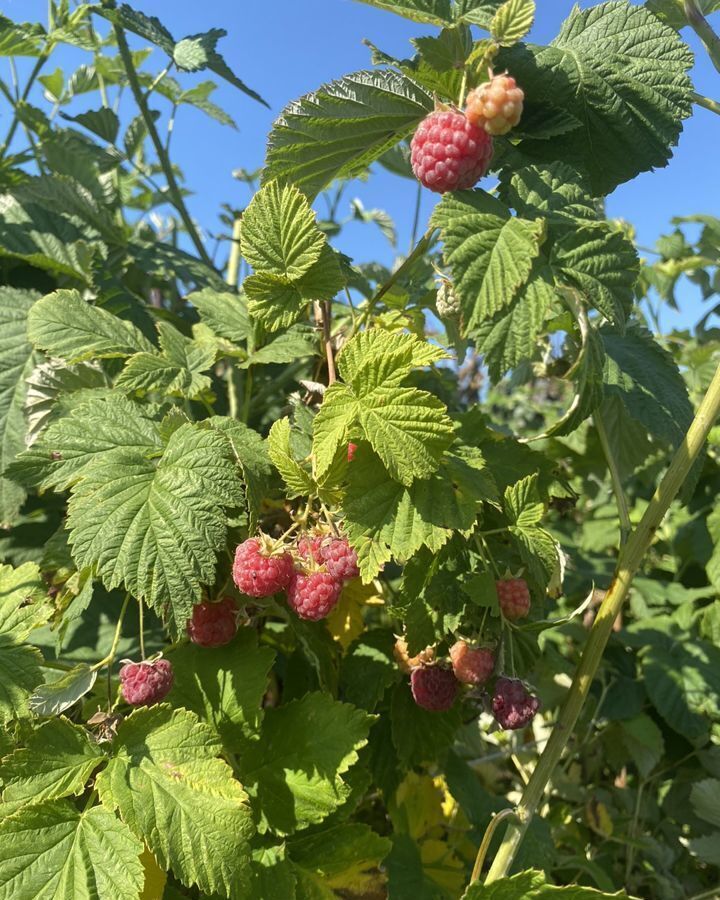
[410, 665, 459, 712]
[492, 676, 540, 730]
[496, 578, 531, 621]
[411, 110, 493, 193]
[233, 537, 293, 598]
[119, 658, 174, 706]
[287, 570, 343, 621]
[436, 280, 461, 319]
[187, 596, 238, 648]
[394, 636, 435, 674]
[347, 442, 357, 462]
[449, 641, 494, 685]
[297, 534, 359, 582]
[466, 74, 524, 136]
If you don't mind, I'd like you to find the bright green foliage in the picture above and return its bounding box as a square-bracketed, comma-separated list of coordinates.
[0, 802, 144, 900]
[491, 0, 535, 45]
[96, 705, 254, 898]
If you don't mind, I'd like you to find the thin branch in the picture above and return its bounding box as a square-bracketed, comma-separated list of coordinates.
[692, 89, 720, 115]
[685, 0, 720, 74]
[595, 409, 632, 546]
[322, 300, 336, 384]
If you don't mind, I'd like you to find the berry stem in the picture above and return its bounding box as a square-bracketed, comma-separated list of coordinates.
[458, 69, 469, 108]
[692, 90, 720, 116]
[226, 215, 243, 289]
[138, 598, 146, 661]
[470, 809, 517, 882]
[483, 358, 720, 884]
[595, 408, 632, 547]
[321, 299, 336, 385]
[684, 0, 720, 75]
[92, 592, 131, 673]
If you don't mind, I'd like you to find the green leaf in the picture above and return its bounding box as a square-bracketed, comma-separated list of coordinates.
[6, 395, 162, 492]
[619, 714, 665, 777]
[343, 446, 496, 580]
[337, 329, 448, 394]
[0, 15, 45, 56]
[0, 801, 144, 900]
[0, 718, 104, 804]
[116, 322, 215, 399]
[250, 845, 297, 899]
[0, 638, 44, 725]
[94, 3, 174, 53]
[28, 663, 97, 717]
[172, 28, 268, 107]
[96, 705, 253, 898]
[498, 1, 694, 194]
[504, 474, 544, 528]
[27, 290, 154, 363]
[289, 823, 391, 896]
[351, 0, 453, 24]
[66, 423, 243, 632]
[646, 0, 720, 30]
[431, 190, 545, 331]
[168, 630, 274, 748]
[189, 288, 250, 345]
[391, 681, 462, 765]
[240, 326, 318, 368]
[0, 562, 51, 641]
[553, 225, 639, 326]
[264, 70, 433, 199]
[237, 692, 373, 835]
[0, 288, 38, 525]
[177, 80, 238, 129]
[491, 0, 535, 45]
[462, 869, 630, 897]
[499, 164, 598, 225]
[241, 181, 326, 280]
[268, 418, 316, 499]
[690, 778, 720, 828]
[61, 108, 120, 144]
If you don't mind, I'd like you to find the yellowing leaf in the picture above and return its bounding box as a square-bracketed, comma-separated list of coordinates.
[326, 579, 382, 649]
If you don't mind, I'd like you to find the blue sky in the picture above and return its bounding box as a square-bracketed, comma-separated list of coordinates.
[3, 0, 719, 330]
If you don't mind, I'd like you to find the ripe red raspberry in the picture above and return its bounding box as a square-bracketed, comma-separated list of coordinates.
[233, 537, 293, 598]
[347, 442, 357, 462]
[187, 597, 238, 648]
[411, 110, 493, 193]
[393, 636, 435, 674]
[449, 641, 494, 685]
[287, 570, 343, 621]
[465, 74, 524, 136]
[497, 578, 531, 621]
[410, 665, 459, 712]
[119, 658, 174, 706]
[297, 535, 359, 582]
[492, 676, 540, 730]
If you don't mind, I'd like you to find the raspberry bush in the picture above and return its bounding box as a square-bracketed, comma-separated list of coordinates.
[0, 1, 719, 898]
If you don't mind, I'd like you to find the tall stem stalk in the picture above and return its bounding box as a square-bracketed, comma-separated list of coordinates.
[105, 1, 214, 268]
[483, 359, 720, 884]
[685, 0, 720, 74]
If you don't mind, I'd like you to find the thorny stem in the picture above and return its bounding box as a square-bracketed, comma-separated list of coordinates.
[483, 358, 720, 884]
[106, 1, 214, 268]
[595, 409, 632, 547]
[684, 0, 720, 75]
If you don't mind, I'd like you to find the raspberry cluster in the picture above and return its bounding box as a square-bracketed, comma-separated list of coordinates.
[497, 577, 531, 621]
[492, 677, 540, 730]
[119, 658, 174, 707]
[411, 110, 493, 193]
[233, 530, 360, 623]
[436, 280, 461, 319]
[187, 597, 239, 648]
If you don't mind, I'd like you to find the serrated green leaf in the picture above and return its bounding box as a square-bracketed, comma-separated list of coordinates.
[169, 630, 274, 748]
[61, 108, 120, 144]
[504, 474, 544, 527]
[27, 290, 154, 363]
[289, 823, 391, 896]
[0, 15, 45, 56]
[619, 714, 665, 777]
[96, 705, 253, 898]
[241, 181, 326, 280]
[0, 801, 144, 900]
[6, 395, 162, 492]
[0, 288, 38, 526]
[240, 326, 318, 368]
[29, 663, 97, 718]
[498, 1, 694, 194]
[491, 0, 535, 45]
[206, 416, 271, 527]
[431, 190, 545, 331]
[455, 0, 506, 27]
[0, 717, 104, 804]
[251, 844, 298, 900]
[553, 225, 639, 326]
[352, 0, 453, 25]
[462, 868, 629, 897]
[0, 562, 51, 641]
[177, 80, 238, 128]
[264, 70, 432, 199]
[268, 418, 316, 498]
[116, 322, 215, 399]
[189, 288, 250, 345]
[94, 3, 174, 53]
[343, 446, 495, 580]
[690, 778, 720, 828]
[237, 692, 372, 835]
[499, 163, 598, 225]
[66, 423, 243, 632]
[337, 329, 447, 395]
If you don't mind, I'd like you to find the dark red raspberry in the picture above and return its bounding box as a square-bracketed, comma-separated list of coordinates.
[410, 665, 459, 712]
[449, 641, 494, 685]
[465, 74, 524, 136]
[287, 570, 343, 621]
[187, 597, 238, 648]
[492, 676, 540, 730]
[497, 578, 531, 621]
[233, 537, 293, 598]
[119, 658, 174, 706]
[410, 110, 493, 193]
[297, 535, 359, 582]
[347, 442, 357, 462]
